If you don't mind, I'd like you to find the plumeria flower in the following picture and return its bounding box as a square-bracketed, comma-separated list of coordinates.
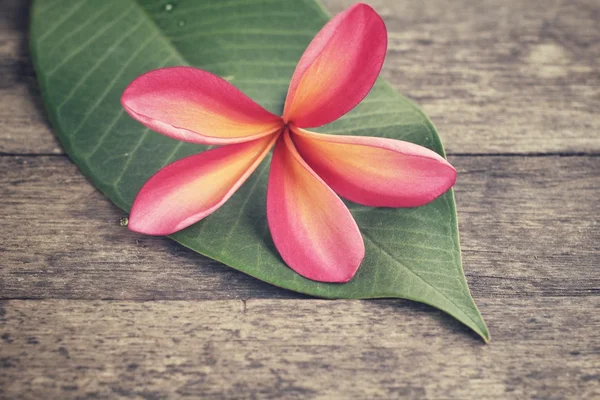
[121, 3, 456, 283]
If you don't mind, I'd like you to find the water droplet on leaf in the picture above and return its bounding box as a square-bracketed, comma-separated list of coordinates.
[164, 3, 173, 12]
[177, 20, 186, 27]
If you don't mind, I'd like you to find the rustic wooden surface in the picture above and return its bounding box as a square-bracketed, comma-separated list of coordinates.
[1, 0, 599, 399]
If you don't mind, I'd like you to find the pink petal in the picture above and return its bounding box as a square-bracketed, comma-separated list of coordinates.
[129, 134, 278, 235]
[122, 67, 283, 145]
[292, 128, 457, 207]
[267, 129, 365, 283]
[283, 3, 387, 128]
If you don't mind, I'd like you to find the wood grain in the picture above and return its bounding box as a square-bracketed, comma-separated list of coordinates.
[1, 155, 598, 301]
[327, 0, 600, 154]
[1, 0, 599, 155]
[1, 298, 598, 399]
[0, 0, 61, 155]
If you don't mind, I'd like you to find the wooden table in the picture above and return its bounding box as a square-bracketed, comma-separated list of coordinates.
[1, 0, 599, 398]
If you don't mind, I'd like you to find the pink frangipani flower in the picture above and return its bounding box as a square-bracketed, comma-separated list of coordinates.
[121, 3, 456, 283]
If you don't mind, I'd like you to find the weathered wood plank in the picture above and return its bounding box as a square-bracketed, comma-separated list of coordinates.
[327, 0, 600, 154]
[0, 298, 598, 399]
[1, 155, 598, 300]
[0, 0, 61, 155]
[1, 0, 599, 155]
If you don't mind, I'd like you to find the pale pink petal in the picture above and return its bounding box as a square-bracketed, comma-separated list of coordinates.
[292, 128, 456, 207]
[129, 134, 278, 235]
[267, 129, 365, 283]
[283, 3, 387, 127]
[122, 67, 283, 145]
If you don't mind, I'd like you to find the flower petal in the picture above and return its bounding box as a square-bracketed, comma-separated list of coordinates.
[129, 134, 278, 235]
[267, 129, 365, 283]
[122, 67, 283, 145]
[292, 128, 457, 207]
[283, 3, 387, 128]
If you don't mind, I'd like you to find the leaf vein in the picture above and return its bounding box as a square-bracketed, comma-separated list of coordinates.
[46, 4, 136, 76]
[362, 233, 481, 332]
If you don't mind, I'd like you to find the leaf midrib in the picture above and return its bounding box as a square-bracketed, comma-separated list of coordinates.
[130, 0, 188, 65]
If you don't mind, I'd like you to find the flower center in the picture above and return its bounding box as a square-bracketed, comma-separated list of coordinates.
[281, 121, 295, 133]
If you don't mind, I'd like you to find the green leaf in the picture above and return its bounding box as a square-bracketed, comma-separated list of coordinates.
[30, 0, 489, 341]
